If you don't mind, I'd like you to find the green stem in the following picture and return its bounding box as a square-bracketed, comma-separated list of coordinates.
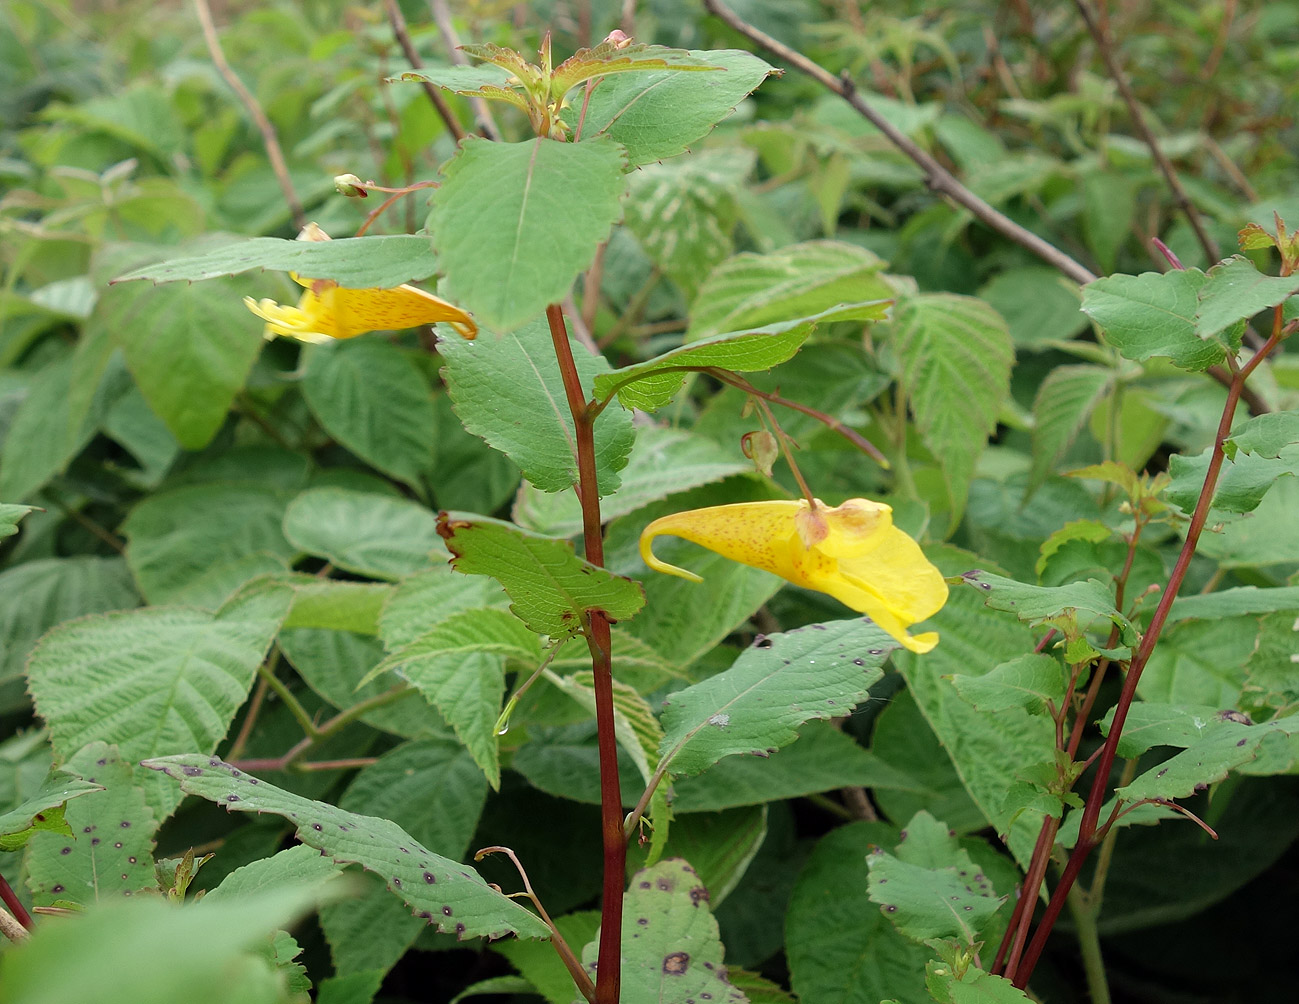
[257, 659, 318, 738]
[1065, 882, 1112, 1004]
[545, 303, 624, 1004]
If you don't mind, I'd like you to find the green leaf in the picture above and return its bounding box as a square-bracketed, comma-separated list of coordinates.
[25, 743, 157, 903]
[365, 609, 541, 786]
[282, 578, 392, 634]
[378, 564, 510, 650]
[0, 883, 327, 1004]
[431, 136, 627, 332]
[1165, 441, 1299, 514]
[1082, 172, 1137, 274]
[123, 483, 294, 605]
[1081, 269, 1223, 371]
[436, 513, 644, 639]
[576, 49, 776, 167]
[393, 63, 517, 94]
[977, 266, 1088, 350]
[787, 822, 932, 1004]
[889, 295, 1014, 528]
[625, 805, 767, 906]
[144, 754, 551, 940]
[492, 910, 601, 1004]
[111, 234, 441, 287]
[0, 770, 102, 852]
[658, 618, 894, 777]
[1223, 410, 1299, 460]
[1168, 585, 1299, 624]
[866, 811, 1005, 944]
[0, 503, 37, 538]
[301, 339, 437, 491]
[670, 722, 914, 813]
[1028, 365, 1113, 497]
[1139, 617, 1259, 706]
[0, 557, 138, 688]
[581, 859, 745, 1004]
[1194, 255, 1299, 338]
[340, 739, 488, 862]
[687, 240, 891, 341]
[100, 278, 265, 449]
[1097, 704, 1299, 801]
[282, 488, 445, 580]
[928, 967, 1033, 1004]
[950, 654, 1066, 715]
[0, 354, 100, 501]
[551, 42, 722, 97]
[28, 584, 292, 820]
[960, 570, 1135, 647]
[595, 301, 890, 413]
[439, 314, 635, 495]
[319, 871, 424, 979]
[513, 426, 749, 538]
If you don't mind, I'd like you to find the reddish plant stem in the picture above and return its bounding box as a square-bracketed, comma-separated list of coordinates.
[545, 303, 624, 1004]
[1011, 311, 1286, 988]
[0, 873, 31, 930]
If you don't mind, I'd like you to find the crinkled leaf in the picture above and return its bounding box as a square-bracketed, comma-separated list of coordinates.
[378, 564, 510, 651]
[687, 240, 891, 341]
[301, 339, 437, 491]
[25, 743, 156, 903]
[1165, 442, 1299, 514]
[1081, 269, 1223, 371]
[111, 234, 440, 287]
[431, 136, 627, 332]
[959, 570, 1135, 646]
[658, 618, 894, 777]
[595, 301, 890, 412]
[576, 49, 776, 167]
[890, 294, 1014, 529]
[282, 488, 445, 580]
[0, 770, 101, 852]
[439, 314, 634, 496]
[28, 584, 291, 820]
[143, 755, 551, 940]
[437, 513, 644, 639]
[580, 859, 745, 1004]
[1029, 365, 1113, 497]
[1194, 255, 1299, 339]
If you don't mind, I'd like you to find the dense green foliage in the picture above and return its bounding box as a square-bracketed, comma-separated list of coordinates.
[2, 2, 1298, 1003]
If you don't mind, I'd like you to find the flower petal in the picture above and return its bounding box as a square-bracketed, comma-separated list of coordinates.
[639, 500, 806, 583]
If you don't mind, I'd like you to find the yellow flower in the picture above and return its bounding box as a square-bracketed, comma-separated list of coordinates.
[639, 497, 948, 653]
[244, 274, 477, 343]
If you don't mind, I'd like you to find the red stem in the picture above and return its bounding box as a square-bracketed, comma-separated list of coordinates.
[0, 872, 32, 930]
[545, 303, 624, 1004]
[1011, 310, 1286, 987]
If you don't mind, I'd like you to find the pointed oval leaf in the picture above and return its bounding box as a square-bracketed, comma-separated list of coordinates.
[283, 488, 446, 581]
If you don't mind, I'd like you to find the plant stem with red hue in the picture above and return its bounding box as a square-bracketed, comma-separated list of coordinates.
[545, 303, 624, 1004]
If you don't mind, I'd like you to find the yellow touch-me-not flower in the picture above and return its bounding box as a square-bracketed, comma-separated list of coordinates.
[639, 497, 948, 654]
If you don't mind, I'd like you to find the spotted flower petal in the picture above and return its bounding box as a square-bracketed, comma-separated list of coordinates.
[639, 497, 948, 653]
[244, 280, 476, 343]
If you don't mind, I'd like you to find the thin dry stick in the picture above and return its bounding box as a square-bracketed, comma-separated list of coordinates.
[429, 0, 503, 141]
[1072, 0, 1221, 265]
[701, 0, 1097, 285]
[0, 905, 29, 944]
[383, 0, 467, 142]
[193, 0, 304, 229]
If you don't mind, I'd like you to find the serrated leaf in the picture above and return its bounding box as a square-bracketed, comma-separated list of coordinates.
[1097, 704, 1299, 801]
[283, 488, 445, 580]
[378, 564, 510, 650]
[143, 755, 550, 940]
[949, 654, 1066, 715]
[365, 608, 541, 786]
[431, 136, 627, 332]
[1035, 519, 1113, 579]
[439, 314, 634, 495]
[687, 240, 891, 341]
[551, 42, 720, 96]
[594, 301, 890, 413]
[0, 503, 37, 538]
[436, 513, 644, 639]
[929, 967, 1033, 1004]
[28, 584, 292, 820]
[1223, 410, 1299, 460]
[513, 426, 749, 538]
[581, 859, 746, 1004]
[111, 234, 440, 288]
[123, 483, 294, 606]
[543, 669, 662, 784]
[866, 812, 1005, 944]
[0, 354, 100, 501]
[959, 570, 1135, 646]
[98, 278, 265, 448]
[1029, 365, 1113, 497]
[577, 49, 776, 166]
[1194, 255, 1299, 338]
[26, 743, 156, 903]
[1165, 441, 1299, 514]
[0, 770, 101, 851]
[890, 295, 1014, 529]
[977, 266, 1088, 350]
[1168, 585, 1299, 624]
[1081, 269, 1223, 371]
[301, 339, 437, 491]
[658, 618, 894, 777]
[1138, 616, 1259, 706]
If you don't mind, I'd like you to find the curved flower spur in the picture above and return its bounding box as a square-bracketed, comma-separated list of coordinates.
[640, 497, 948, 653]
